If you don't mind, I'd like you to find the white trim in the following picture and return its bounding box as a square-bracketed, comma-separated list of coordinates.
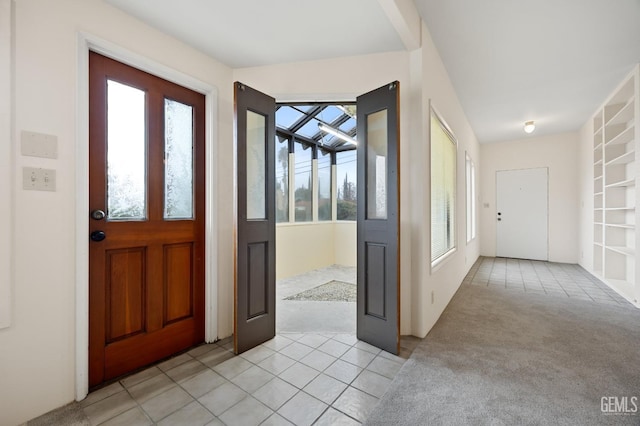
[0, 0, 13, 330]
[75, 32, 218, 401]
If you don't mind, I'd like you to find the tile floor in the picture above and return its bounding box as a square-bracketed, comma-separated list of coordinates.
[28, 257, 629, 425]
[463, 256, 631, 306]
[76, 332, 418, 426]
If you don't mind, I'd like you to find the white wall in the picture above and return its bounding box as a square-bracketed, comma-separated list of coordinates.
[479, 132, 580, 263]
[578, 120, 594, 271]
[334, 222, 357, 268]
[1, 1, 234, 425]
[409, 22, 481, 337]
[0, 0, 13, 331]
[276, 222, 356, 280]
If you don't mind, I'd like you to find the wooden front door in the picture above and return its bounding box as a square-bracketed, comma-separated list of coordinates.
[234, 82, 276, 354]
[88, 52, 205, 387]
[356, 82, 401, 354]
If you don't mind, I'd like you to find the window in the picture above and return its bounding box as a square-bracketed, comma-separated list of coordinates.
[275, 136, 289, 222]
[336, 150, 357, 220]
[318, 150, 332, 221]
[431, 109, 457, 263]
[466, 152, 476, 242]
[294, 141, 312, 222]
[274, 102, 358, 224]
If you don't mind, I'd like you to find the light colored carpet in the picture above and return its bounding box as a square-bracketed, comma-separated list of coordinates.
[284, 280, 356, 302]
[366, 284, 640, 426]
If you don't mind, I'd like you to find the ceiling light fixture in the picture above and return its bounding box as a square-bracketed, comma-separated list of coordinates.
[524, 120, 535, 134]
[318, 123, 357, 146]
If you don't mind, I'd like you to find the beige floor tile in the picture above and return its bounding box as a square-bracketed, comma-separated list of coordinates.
[156, 401, 215, 426]
[82, 391, 137, 426]
[198, 382, 247, 416]
[324, 359, 363, 384]
[100, 407, 151, 426]
[180, 369, 226, 398]
[230, 365, 275, 393]
[299, 350, 337, 372]
[218, 396, 273, 426]
[279, 362, 319, 389]
[140, 386, 193, 422]
[277, 392, 327, 426]
[252, 377, 299, 410]
[314, 407, 360, 425]
[165, 359, 208, 383]
[128, 374, 175, 403]
[351, 370, 392, 398]
[332, 387, 378, 423]
[303, 373, 348, 405]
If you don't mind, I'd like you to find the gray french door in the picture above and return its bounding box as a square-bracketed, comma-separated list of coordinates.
[234, 82, 276, 354]
[234, 81, 400, 355]
[356, 82, 400, 355]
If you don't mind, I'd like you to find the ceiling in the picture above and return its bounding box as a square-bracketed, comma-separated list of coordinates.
[106, 0, 640, 143]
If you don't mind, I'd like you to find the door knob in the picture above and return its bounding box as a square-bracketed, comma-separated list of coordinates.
[90, 230, 106, 242]
[91, 209, 106, 220]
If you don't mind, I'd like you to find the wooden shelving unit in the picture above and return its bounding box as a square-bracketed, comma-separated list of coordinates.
[592, 65, 639, 305]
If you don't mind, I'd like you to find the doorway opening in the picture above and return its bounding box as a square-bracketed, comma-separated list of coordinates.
[273, 103, 358, 334]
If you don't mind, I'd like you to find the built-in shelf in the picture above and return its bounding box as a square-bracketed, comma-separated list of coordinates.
[606, 124, 634, 146]
[592, 64, 639, 304]
[605, 178, 635, 188]
[605, 245, 635, 256]
[605, 206, 635, 211]
[605, 223, 634, 229]
[605, 97, 635, 127]
[605, 150, 635, 166]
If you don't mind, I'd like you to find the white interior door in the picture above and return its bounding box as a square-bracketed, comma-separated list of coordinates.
[496, 168, 548, 261]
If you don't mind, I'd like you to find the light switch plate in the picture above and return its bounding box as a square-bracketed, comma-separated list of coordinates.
[23, 167, 56, 192]
[21, 131, 58, 159]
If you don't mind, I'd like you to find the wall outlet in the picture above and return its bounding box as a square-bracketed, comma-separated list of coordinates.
[23, 167, 56, 192]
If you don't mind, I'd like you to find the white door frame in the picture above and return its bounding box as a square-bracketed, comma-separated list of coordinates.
[75, 33, 218, 400]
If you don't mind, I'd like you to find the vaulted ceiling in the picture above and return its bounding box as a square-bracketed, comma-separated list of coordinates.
[106, 0, 640, 143]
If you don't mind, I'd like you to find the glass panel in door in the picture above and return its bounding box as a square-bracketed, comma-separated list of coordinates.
[246, 110, 267, 220]
[106, 80, 146, 220]
[164, 99, 194, 219]
[366, 109, 387, 220]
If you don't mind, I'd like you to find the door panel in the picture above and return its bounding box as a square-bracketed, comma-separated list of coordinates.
[105, 248, 146, 342]
[89, 52, 205, 387]
[234, 82, 276, 354]
[357, 82, 400, 355]
[496, 168, 548, 261]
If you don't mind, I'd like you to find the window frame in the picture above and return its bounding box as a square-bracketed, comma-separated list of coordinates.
[430, 105, 458, 269]
[466, 151, 477, 244]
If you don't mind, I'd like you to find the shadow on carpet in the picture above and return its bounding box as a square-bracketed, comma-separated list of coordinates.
[366, 285, 640, 426]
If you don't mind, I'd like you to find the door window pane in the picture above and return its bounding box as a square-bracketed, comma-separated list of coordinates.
[276, 135, 289, 222]
[294, 141, 312, 222]
[164, 98, 194, 219]
[336, 150, 357, 220]
[366, 109, 387, 219]
[246, 111, 267, 220]
[318, 150, 332, 221]
[431, 111, 457, 262]
[107, 80, 146, 220]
